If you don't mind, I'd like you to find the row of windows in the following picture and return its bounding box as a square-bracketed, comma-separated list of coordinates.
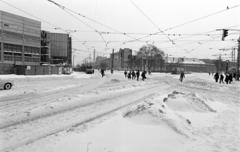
[2, 30, 23, 40]
[25, 46, 40, 54]
[2, 43, 40, 54]
[24, 57, 40, 62]
[1, 30, 40, 43]
[3, 55, 22, 61]
[3, 55, 40, 62]
[4, 52, 21, 56]
[1, 22, 40, 36]
[3, 52, 40, 62]
[3, 43, 22, 52]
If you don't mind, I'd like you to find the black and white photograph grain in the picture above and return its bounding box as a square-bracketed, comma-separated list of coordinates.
[0, 0, 240, 152]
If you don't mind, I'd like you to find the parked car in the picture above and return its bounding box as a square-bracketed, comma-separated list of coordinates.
[85, 68, 94, 74]
[0, 79, 14, 90]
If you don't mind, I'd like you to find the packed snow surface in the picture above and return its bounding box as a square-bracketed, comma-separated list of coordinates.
[0, 71, 239, 152]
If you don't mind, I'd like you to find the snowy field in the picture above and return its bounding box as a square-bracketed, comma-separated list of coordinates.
[0, 71, 239, 152]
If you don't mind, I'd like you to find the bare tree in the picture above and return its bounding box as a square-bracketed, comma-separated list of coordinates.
[137, 44, 165, 71]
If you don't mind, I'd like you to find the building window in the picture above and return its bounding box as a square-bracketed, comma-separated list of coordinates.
[24, 46, 40, 54]
[3, 23, 9, 27]
[3, 43, 22, 53]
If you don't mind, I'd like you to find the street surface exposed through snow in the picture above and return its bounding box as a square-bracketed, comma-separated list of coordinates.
[0, 71, 239, 152]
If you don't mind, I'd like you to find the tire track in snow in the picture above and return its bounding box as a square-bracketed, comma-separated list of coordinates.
[0, 83, 158, 129]
[0, 77, 115, 112]
[1, 84, 171, 152]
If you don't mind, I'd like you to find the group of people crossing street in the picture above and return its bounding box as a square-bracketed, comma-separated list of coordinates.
[124, 70, 147, 81]
[213, 72, 235, 84]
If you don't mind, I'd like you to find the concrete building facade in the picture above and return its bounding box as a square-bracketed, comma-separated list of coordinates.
[0, 10, 73, 74]
[0, 10, 41, 73]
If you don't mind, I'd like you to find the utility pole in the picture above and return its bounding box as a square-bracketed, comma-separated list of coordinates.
[233, 48, 236, 63]
[237, 36, 240, 80]
[111, 49, 114, 74]
[72, 55, 75, 68]
[218, 54, 222, 72]
[93, 49, 96, 62]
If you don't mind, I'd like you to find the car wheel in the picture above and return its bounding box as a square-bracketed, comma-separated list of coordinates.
[4, 83, 12, 90]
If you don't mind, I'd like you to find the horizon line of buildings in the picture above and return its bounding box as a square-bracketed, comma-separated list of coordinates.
[95, 48, 219, 73]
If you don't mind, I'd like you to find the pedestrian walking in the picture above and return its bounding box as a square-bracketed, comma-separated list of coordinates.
[141, 71, 146, 81]
[233, 73, 237, 80]
[136, 70, 140, 81]
[124, 70, 127, 78]
[179, 71, 185, 82]
[225, 73, 230, 84]
[127, 71, 131, 79]
[131, 70, 136, 79]
[100, 69, 105, 77]
[214, 72, 219, 83]
[229, 73, 233, 84]
[219, 74, 224, 84]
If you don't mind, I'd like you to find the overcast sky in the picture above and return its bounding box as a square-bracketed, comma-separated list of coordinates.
[1, 0, 240, 64]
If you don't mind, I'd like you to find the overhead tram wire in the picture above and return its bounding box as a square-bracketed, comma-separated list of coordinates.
[105, 25, 239, 52]
[164, 4, 240, 31]
[45, 0, 113, 48]
[4, 0, 238, 54]
[123, 3, 240, 44]
[129, 0, 196, 53]
[0, 0, 100, 52]
[46, 5, 109, 48]
[62, 9, 109, 48]
[128, 0, 176, 45]
[46, 0, 145, 44]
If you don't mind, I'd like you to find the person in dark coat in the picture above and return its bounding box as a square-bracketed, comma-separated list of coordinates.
[225, 73, 229, 84]
[219, 74, 224, 84]
[136, 70, 140, 81]
[100, 69, 105, 77]
[131, 70, 136, 79]
[214, 73, 219, 82]
[233, 73, 237, 80]
[229, 74, 233, 84]
[179, 71, 185, 82]
[127, 71, 131, 79]
[141, 71, 147, 81]
[124, 70, 127, 78]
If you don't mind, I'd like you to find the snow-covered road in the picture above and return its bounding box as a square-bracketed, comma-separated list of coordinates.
[0, 71, 239, 152]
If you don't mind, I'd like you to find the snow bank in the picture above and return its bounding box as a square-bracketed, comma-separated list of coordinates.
[164, 91, 216, 112]
[123, 93, 194, 137]
[0, 72, 95, 80]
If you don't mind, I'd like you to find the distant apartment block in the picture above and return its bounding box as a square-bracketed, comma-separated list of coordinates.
[48, 32, 72, 65]
[40, 31, 72, 65]
[111, 48, 132, 70]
